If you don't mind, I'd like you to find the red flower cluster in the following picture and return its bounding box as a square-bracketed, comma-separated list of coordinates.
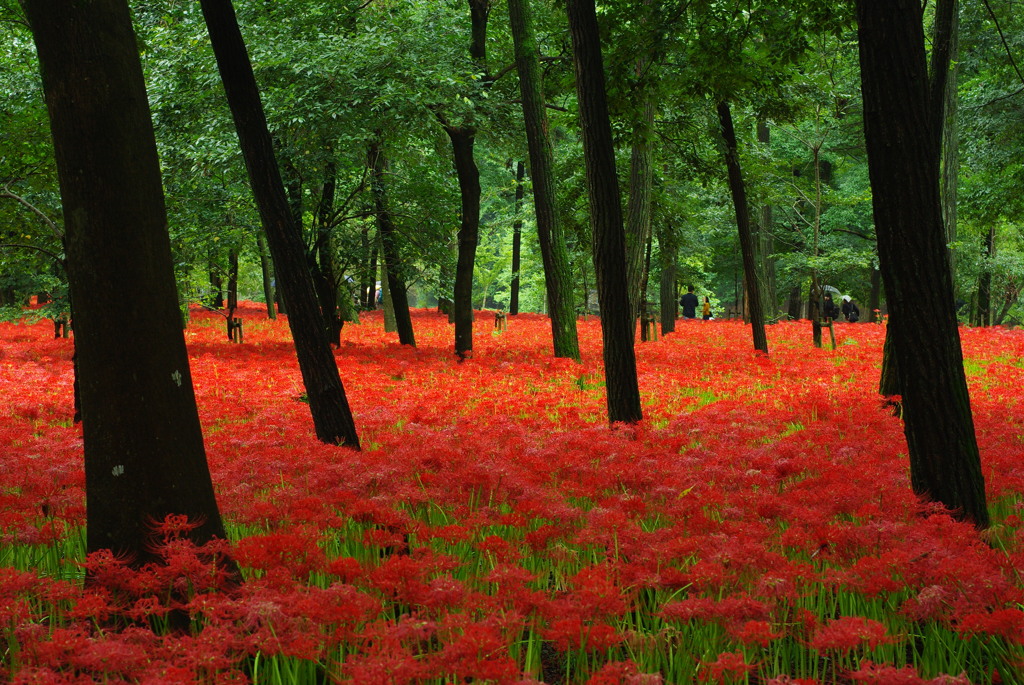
[0, 306, 1021, 682]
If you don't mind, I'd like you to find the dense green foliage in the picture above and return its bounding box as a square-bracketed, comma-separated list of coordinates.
[1, 0, 1022, 324]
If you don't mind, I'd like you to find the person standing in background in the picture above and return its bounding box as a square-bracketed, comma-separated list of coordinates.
[680, 285, 699, 320]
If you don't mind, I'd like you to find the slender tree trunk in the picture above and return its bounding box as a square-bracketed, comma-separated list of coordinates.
[657, 220, 678, 334]
[856, 0, 987, 528]
[256, 228, 276, 319]
[508, 0, 581, 360]
[639, 232, 652, 342]
[977, 225, 995, 326]
[369, 138, 415, 345]
[869, 266, 881, 322]
[756, 121, 776, 318]
[625, 98, 655, 329]
[810, 278, 823, 348]
[199, 0, 359, 448]
[509, 160, 524, 315]
[717, 101, 769, 354]
[787, 285, 802, 320]
[208, 254, 223, 308]
[226, 246, 238, 339]
[936, 0, 960, 286]
[314, 164, 343, 346]
[566, 0, 642, 424]
[23, 0, 232, 562]
[365, 233, 378, 310]
[446, 127, 480, 360]
[380, 244, 397, 333]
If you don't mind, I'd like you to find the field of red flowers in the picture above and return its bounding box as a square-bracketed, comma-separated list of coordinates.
[2, 304, 1023, 684]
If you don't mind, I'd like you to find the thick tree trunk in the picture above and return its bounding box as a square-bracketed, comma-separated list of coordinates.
[566, 0, 642, 423]
[256, 228, 276, 319]
[23, 0, 231, 562]
[657, 220, 678, 335]
[856, 0, 988, 528]
[509, 160, 524, 316]
[368, 138, 415, 346]
[199, 0, 359, 448]
[717, 101, 769, 354]
[508, 0, 581, 360]
[445, 127, 480, 360]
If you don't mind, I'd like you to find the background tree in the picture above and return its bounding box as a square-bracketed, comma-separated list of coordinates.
[507, 0, 581, 361]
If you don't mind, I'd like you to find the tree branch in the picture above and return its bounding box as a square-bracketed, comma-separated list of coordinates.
[0, 242, 66, 266]
[1, 185, 64, 241]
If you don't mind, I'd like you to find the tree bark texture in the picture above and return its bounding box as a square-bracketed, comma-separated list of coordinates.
[199, 0, 360, 448]
[756, 120, 776, 318]
[856, 0, 988, 527]
[256, 228, 276, 318]
[566, 0, 642, 423]
[509, 160, 524, 316]
[717, 101, 769, 354]
[368, 138, 415, 346]
[657, 220, 678, 334]
[23, 0, 231, 561]
[932, 0, 960, 279]
[977, 225, 995, 326]
[508, 0, 581, 360]
[314, 164, 343, 346]
[625, 98, 655, 329]
[446, 127, 481, 360]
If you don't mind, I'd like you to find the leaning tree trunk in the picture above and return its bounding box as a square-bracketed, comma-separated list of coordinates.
[509, 160, 524, 316]
[856, 0, 988, 528]
[369, 138, 415, 346]
[508, 0, 581, 360]
[199, 0, 359, 448]
[717, 101, 769, 355]
[23, 0, 232, 563]
[566, 0, 642, 423]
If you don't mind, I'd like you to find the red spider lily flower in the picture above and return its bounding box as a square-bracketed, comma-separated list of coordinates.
[956, 607, 1024, 644]
[728, 619, 781, 647]
[848, 660, 970, 684]
[586, 660, 663, 684]
[700, 650, 755, 683]
[809, 616, 893, 652]
[431, 619, 519, 682]
[542, 616, 621, 652]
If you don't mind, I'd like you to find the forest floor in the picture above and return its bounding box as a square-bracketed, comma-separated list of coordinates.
[1, 304, 1022, 684]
